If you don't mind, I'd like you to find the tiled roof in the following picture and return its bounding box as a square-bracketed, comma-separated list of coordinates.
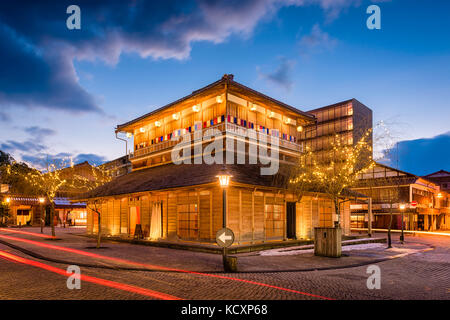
[79, 163, 291, 199]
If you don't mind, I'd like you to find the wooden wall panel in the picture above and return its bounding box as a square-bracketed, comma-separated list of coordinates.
[167, 193, 177, 239]
[106, 200, 114, 235]
[241, 190, 253, 241]
[120, 198, 128, 234]
[87, 206, 93, 234]
[199, 192, 211, 240]
[101, 202, 108, 234]
[227, 188, 240, 241]
[297, 196, 312, 239]
[212, 187, 223, 237]
[140, 196, 150, 238]
[113, 199, 121, 235]
[253, 193, 264, 240]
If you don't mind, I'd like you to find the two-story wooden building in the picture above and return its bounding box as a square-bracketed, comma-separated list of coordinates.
[81, 75, 357, 244]
[350, 163, 449, 231]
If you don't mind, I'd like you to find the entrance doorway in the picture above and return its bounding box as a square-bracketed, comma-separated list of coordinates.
[149, 202, 162, 240]
[129, 206, 140, 236]
[286, 202, 296, 239]
[17, 209, 31, 226]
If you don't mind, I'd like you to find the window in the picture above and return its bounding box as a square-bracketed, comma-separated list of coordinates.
[265, 204, 284, 238]
[177, 202, 198, 239]
[319, 201, 333, 227]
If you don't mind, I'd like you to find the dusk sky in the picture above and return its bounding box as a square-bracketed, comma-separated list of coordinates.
[0, 0, 449, 175]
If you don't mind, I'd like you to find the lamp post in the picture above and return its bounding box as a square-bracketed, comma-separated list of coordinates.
[39, 197, 45, 234]
[399, 203, 405, 244]
[217, 170, 232, 269]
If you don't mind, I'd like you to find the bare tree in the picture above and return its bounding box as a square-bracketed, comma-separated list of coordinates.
[72, 166, 111, 248]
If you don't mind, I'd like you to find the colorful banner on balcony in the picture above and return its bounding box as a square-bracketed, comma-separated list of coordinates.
[146, 114, 296, 146]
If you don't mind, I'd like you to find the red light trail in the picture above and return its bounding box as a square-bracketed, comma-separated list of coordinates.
[0, 228, 55, 239]
[0, 232, 334, 300]
[0, 249, 181, 300]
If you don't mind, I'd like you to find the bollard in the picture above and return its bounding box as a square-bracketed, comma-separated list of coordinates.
[223, 255, 238, 273]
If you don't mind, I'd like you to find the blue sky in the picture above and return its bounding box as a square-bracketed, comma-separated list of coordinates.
[0, 0, 449, 175]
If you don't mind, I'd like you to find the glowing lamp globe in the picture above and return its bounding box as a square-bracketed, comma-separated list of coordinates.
[217, 173, 232, 188]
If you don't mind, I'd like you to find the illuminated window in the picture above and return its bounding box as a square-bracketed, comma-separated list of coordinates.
[319, 201, 333, 227]
[265, 204, 284, 238]
[177, 202, 198, 239]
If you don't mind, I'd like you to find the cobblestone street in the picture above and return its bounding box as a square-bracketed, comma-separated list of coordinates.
[0, 227, 448, 300]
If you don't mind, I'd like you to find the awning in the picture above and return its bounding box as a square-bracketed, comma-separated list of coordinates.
[54, 197, 86, 209]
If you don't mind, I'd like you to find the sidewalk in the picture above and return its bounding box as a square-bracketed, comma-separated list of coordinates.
[0, 226, 433, 274]
[352, 228, 450, 237]
[82, 232, 385, 254]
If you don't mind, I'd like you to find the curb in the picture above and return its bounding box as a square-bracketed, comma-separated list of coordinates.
[79, 233, 379, 255]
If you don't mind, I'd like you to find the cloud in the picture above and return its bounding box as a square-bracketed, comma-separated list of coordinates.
[24, 126, 57, 141]
[0, 111, 10, 122]
[72, 153, 107, 166]
[379, 131, 450, 176]
[299, 24, 337, 54]
[0, 0, 359, 118]
[21, 152, 107, 170]
[0, 140, 47, 153]
[0, 24, 102, 116]
[258, 57, 296, 90]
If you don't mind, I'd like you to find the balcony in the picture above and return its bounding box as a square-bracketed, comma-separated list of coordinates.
[130, 121, 302, 160]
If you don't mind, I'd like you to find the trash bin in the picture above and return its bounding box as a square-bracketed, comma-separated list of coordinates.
[314, 227, 342, 258]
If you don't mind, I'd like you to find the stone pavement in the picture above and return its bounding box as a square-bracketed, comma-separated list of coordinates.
[0, 227, 448, 300]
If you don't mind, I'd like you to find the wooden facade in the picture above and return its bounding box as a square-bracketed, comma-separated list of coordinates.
[351, 163, 450, 231]
[85, 184, 351, 242]
[83, 75, 355, 243]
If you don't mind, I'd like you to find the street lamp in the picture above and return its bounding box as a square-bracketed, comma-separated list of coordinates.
[437, 192, 443, 199]
[399, 203, 406, 243]
[217, 168, 232, 269]
[5, 197, 10, 203]
[39, 197, 45, 234]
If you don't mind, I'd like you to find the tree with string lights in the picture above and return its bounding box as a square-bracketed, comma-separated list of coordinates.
[71, 166, 112, 248]
[289, 128, 375, 228]
[4, 159, 70, 237]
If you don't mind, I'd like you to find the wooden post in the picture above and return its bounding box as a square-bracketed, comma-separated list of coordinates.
[368, 197, 373, 237]
[283, 193, 287, 241]
[209, 190, 213, 240]
[197, 189, 200, 241]
[252, 189, 255, 243]
[263, 193, 266, 242]
[238, 189, 242, 244]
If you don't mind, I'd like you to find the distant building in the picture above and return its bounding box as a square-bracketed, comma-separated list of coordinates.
[422, 170, 450, 193]
[299, 99, 373, 164]
[100, 155, 131, 178]
[350, 163, 450, 231]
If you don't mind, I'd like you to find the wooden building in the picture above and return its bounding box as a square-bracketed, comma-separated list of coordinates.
[0, 194, 44, 226]
[99, 155, 132, 179]
[350, 163, 450, 231]
[81, 75, 358, 244]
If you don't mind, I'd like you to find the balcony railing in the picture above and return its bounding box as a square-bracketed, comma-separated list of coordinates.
[130, 121, 302, 159]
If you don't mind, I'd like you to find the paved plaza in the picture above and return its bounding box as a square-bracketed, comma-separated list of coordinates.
[0, 227, 448, 300]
